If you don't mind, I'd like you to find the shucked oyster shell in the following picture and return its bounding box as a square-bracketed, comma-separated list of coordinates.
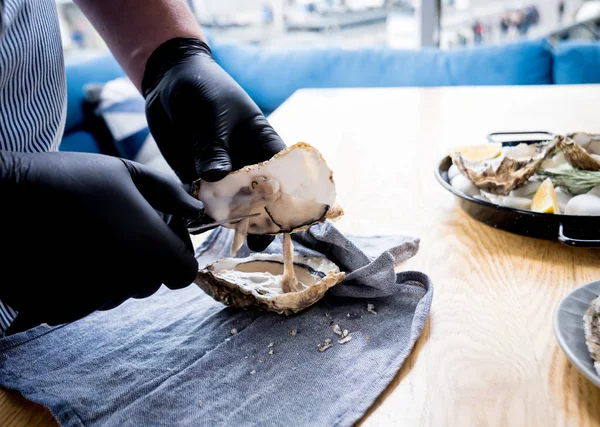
[567, 132, 600, 154]
[195, 253, 346, 315]
[193, 142, 346, 314]
[193, 142, 343, 255]
[557, 135, 600, 171]
[453, 139, 559, 195]
[584, 295, 600, 376]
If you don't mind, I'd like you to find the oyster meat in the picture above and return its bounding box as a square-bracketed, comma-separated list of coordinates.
[193, 142, 343, 255]
[195, 251, 346, 315]
[453, 139, 559, 195]
[557, 135, 600, 171]
[584, 295, 600, 376]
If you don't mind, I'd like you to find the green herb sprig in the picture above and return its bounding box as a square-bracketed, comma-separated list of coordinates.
[537, 169, 600, 194]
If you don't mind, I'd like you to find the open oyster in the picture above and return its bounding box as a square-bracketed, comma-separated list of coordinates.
[193, 142, 343, 255]
[193, 142, 346, 315]
[195, 251, 346, 315]
[557, 135, 600, 171]
[453, 139, 559, 195]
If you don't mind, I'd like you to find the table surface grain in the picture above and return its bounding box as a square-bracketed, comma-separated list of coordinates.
[2, 85, 600, 427]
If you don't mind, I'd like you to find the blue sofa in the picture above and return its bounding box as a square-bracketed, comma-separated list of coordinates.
[61, 38, 600, 155]
[61, 55, 129, 154]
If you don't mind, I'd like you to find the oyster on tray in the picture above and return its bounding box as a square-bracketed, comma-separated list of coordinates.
[448, 132, 600, 215]
[558, 135, 600, 171]
[452, 139, 559, 196]
[193, 142, 346, 315]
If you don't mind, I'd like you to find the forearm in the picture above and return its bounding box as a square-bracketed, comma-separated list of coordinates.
[73, 0, 207, 93]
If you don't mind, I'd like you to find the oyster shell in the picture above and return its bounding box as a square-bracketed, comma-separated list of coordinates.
[453, 139, 559, 195]
[195, 253, 346, 315]
[193, 142, 346, 314]
[567, 132, 600, 154]
[557, 135, 600, 171]
[193, 142, 343, 255]
[584, 295, 600, 376]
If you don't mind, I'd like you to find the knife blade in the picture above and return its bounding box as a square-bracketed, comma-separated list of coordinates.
[186, 212, 261, 235]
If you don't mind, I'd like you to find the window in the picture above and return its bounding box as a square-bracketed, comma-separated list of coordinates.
[55, 0, 600, 60]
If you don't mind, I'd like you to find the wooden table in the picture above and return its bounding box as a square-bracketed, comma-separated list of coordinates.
[2, 85, 600, 426]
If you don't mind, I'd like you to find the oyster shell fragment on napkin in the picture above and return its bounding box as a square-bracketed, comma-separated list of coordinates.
[193, 142, 347, 315]
[192, 142, 343, 256]
[584, 295, 600, 376]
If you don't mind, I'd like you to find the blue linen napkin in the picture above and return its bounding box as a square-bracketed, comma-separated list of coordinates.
[0, 222, 433, 427]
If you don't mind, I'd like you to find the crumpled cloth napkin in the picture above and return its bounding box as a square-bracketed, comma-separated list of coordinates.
[0, 222, 433, 427]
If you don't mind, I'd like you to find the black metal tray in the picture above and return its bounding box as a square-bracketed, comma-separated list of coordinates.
[435, 131, 600, 248]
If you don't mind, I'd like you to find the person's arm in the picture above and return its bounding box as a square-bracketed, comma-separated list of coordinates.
[73, 0, 207, 92]
[0, 150, 204, 334]
[75, 0, 287, 252]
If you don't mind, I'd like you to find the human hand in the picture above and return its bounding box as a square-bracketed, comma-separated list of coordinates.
[142, 37, 286, 252]
[0, 150, 203, 333]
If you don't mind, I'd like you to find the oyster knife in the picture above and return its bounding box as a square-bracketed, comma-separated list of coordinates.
[186, 212, 260, 235]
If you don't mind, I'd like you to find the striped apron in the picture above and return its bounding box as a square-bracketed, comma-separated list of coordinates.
[0, 0, 67, 335]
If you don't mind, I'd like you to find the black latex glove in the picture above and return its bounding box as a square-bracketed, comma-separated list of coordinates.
[0, 150, 203, 334]
[142, 37, 286, 252]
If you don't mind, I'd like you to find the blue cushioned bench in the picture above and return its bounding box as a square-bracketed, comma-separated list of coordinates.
[60, 37, 600, 154]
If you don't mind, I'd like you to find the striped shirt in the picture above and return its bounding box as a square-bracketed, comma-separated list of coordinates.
[0, 0, 67, 334]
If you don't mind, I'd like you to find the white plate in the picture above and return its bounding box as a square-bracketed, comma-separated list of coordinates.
[554, 280, 600, 388]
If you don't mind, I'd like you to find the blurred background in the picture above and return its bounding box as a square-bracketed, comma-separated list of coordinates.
[52, 0, 600, 182]
[56, 0, 600, 60]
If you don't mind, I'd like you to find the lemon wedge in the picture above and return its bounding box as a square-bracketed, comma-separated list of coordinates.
[449, 143, 502, 161]
[531, 178, 560, 214]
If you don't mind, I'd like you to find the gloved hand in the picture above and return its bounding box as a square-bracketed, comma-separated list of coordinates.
[142, 37, 286, 252]
[0, 150, 203, 334]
